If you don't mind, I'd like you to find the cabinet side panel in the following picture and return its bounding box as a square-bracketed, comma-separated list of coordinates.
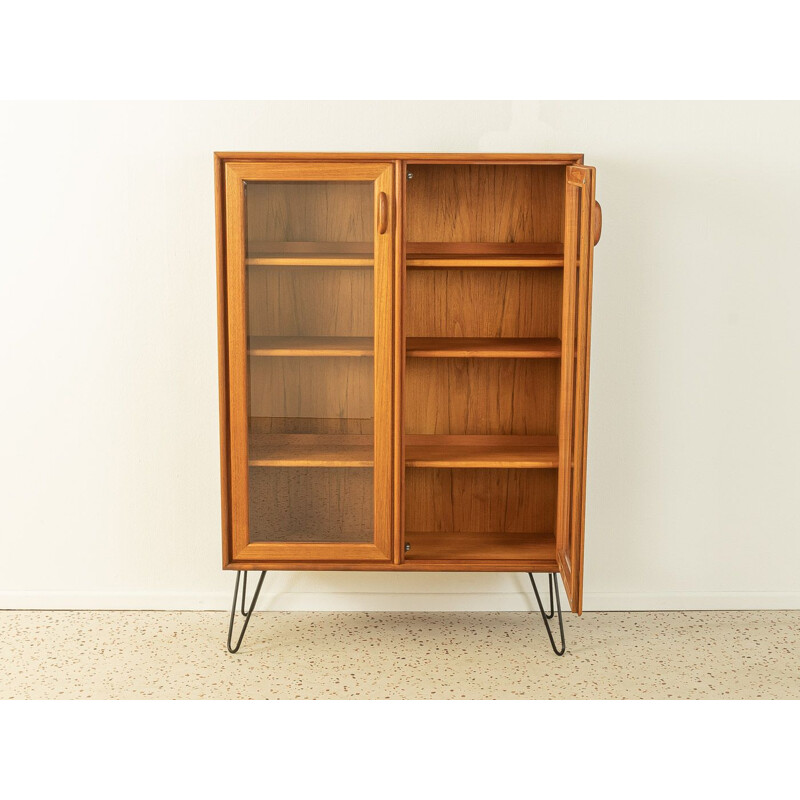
[215, 155, 232, 567]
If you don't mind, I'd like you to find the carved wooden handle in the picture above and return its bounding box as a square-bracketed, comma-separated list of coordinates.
[378, 192, 388, 234]
[593, 201, 602, 245]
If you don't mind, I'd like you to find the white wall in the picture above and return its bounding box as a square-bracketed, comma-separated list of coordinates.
[1, 101, 798, 611]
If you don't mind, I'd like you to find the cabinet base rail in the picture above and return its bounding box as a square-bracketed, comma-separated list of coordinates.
[225, 570, 566, 656]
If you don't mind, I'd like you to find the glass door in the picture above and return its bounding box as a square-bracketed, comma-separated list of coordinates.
[223, 161, 394, 562]
[556, 164, 596, 612]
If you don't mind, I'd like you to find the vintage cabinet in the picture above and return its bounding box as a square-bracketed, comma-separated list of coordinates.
[215, 153, 600, 652]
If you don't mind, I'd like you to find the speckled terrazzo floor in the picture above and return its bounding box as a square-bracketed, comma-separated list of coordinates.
[1, 610, 797, 699]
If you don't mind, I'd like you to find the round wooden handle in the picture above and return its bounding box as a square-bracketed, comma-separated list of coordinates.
[593, 201, 602, 245]
[378, 192, 388, 234]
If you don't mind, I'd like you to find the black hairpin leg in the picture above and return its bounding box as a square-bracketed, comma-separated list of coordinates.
[227, 570, 267, 654]
[528, 572, 566, 655]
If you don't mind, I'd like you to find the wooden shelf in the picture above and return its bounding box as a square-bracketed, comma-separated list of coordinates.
[247, 255, 372, 267]
[247, 241, 373, 267]
[249, 434, 558, 468]
[406, 242, 564, 268]
[405, 435, 558, 468]
[248, 434, 373, 467]
[248, 336, 373, 357]
[406, 337, 561, 358]
[403, 531, 556, 562]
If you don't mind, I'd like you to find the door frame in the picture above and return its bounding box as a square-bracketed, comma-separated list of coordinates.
[219, 160, 395, 565]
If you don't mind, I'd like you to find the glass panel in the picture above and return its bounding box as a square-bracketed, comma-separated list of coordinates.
[564, 185, 583, 567]
[244, 181, 374, 543]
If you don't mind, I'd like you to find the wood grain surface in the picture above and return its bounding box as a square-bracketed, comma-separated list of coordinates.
[248, 336, 373, 357]
[406, 241, 564, 268]
[405, 434, 558, 468]
[248, 433, 373, 467]
[406, 337, 561, 358]
[246, 181, 371, 244]
[249, 467, 374, 543]
[247, 265, 373, 337]
[403, 530, 556, 562]
[406, 165, 565, 243]
[216, 155, 596, 589]
[249, 356, 374, 421]
[405, 467, 557, 536]
[406, 268, 562, 339]
[405, 358, 560, 435]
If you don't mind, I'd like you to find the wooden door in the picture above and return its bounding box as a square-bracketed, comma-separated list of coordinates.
[556, 165, 597, 612]
[221, 161, 395, 564]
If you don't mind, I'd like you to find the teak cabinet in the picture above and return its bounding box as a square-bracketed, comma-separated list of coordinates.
[215, 153, 599, 614]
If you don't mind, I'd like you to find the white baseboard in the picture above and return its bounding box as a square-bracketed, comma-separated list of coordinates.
[582, 592, 800, 611]
[1, 590, 798, 612]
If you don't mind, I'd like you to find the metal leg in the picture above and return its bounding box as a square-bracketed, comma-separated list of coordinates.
[527, 572, 566, 656]
[543, 573, 555, 619]
[227, 570, 267, 654]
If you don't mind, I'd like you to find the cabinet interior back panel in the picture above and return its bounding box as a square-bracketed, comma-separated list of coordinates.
[405, 358, 560, 435]
[406, 268, 562, 338]
[245, 181, 372, 244]
[248, 267, 373, 337]
[250, 417, 373, 435]
[405, 468, 557, 533]
[249, 467, 373, 542]
[406, 165, 565, 243]
[249, 357, 373, 420]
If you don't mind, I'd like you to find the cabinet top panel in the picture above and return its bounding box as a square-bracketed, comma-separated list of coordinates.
[215, 152, 584, 165]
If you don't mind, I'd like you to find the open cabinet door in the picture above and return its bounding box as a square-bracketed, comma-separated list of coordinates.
[556, 165, 598, 613]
